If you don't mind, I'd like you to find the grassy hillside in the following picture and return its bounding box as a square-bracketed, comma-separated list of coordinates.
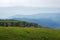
[0, 27, 60, 40]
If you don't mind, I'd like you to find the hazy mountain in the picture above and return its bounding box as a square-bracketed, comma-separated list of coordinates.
[8, 13, 60, 29]
[0, 7, 60, 19]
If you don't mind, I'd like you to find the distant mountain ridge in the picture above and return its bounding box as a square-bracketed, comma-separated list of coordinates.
[8, 13, 60, 29]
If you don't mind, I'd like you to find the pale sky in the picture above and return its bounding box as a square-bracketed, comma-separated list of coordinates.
[0, 0, 60, 19]
[0, 0, 60, 7]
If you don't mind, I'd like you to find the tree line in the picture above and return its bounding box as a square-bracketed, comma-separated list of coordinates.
[0, 20, 41, 27]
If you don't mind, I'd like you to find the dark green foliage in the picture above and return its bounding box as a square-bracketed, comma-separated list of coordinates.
[0, 20, 40, 27]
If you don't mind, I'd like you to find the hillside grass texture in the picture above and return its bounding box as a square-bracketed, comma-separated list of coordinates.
[0, 27, 60, 40]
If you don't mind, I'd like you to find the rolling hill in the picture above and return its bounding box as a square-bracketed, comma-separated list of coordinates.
[8, 13, 60, 29]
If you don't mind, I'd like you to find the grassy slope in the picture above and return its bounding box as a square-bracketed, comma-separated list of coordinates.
[0, 27, 60, 40]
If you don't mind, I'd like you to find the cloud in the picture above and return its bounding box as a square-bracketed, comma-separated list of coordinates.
[0, 0, 60, 7]
[0, 0, 12, 7]
[11, 0, 60, 7]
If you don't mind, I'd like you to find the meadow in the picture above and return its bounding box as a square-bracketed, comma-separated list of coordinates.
[0, 27, 60, 40]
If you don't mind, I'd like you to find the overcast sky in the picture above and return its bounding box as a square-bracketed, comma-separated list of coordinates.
[0, 0, 60, 19]
[0, 0, 60, 7]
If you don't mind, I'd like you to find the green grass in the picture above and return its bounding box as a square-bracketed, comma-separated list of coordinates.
[0, 27, 60, 40]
